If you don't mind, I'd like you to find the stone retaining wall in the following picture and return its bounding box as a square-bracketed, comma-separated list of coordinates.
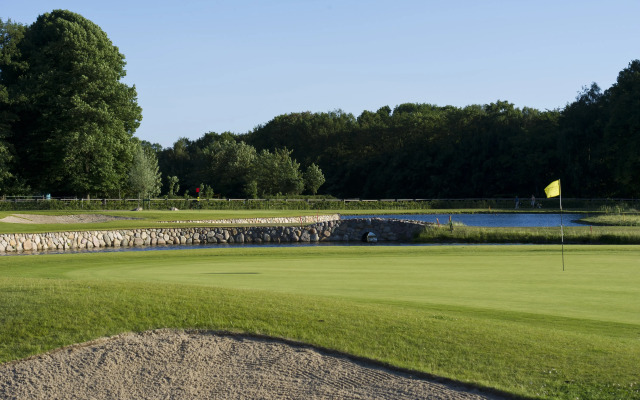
[0, 218, 427, 253]
[157, 214, 340, 225]
[331, 218, 427, 242]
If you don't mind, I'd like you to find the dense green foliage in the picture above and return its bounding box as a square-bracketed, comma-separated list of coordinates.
[1, 246, 639, 399]
[149, 59, 640, 200]
[156, 133, 325, 198]
[240, 64, 640, 199]
[2, 10, 639, 200]
[303, 163, 325, 195]
[0, 19, 25, 193]
[0, 11, 142, 197]
[128, 140, 162, 199]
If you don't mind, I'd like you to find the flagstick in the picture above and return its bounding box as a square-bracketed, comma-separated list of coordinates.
[544, 179, 565, 271]
[560, 180, 564, 271]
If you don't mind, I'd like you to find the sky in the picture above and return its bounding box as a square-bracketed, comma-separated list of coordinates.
[3, 0, 639, 148]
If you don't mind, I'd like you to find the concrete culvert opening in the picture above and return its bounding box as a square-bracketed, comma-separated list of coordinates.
[361, 232, 378, 243]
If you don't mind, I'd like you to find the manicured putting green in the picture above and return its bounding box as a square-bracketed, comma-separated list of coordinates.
[1, 245, 639, 399]
[14, 245, 637, 325]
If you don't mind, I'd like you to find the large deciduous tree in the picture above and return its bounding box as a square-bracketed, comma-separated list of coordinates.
[4, 10, 142, 197]
[0, 18, 26, 194]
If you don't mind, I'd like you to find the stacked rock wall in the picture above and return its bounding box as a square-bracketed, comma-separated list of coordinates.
[157, 214, 340, 225]
[329, 218, 427, 242]
[0, 218, 427, 253]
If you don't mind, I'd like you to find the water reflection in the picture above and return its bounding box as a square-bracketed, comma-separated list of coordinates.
[343, 213, 586, 227]
[2, 213, 577, 256]
[1, 241, 514, 257]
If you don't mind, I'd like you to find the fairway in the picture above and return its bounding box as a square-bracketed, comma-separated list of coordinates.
[2, 245, 639, 399]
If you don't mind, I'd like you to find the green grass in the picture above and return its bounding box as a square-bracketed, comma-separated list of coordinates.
[582, 214, 640, 226]
[0, 210, 343, 233]
[417, 224, 640, 244]
[1, 245, 639, 399]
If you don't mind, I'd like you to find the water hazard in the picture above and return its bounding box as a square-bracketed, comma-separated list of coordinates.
[343, 213, 587, 228]
[2, 241, 423, 256]
[2, 213, 584, 256]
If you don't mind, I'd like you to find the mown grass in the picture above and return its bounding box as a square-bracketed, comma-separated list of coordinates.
[1, 245, 639, 399]
[0, 210, 344, 234]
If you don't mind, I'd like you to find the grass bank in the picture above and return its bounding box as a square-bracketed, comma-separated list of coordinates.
[1, 245, 638, 399]
[0, 210, 340, 234]
[0, 209, 540, 234]
[416, 224, 640, 244]
[581, 214, 640, 226]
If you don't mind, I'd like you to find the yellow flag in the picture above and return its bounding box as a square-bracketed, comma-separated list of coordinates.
[544, 179, 561, 198]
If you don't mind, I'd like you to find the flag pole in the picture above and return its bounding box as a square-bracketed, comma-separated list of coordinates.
[544, 179, 564, 271]
[560, 179, 564, 271]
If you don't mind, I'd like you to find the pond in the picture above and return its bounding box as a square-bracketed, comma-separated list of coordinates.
[343, 213, 587, 227]
[3, 241, 465, 257]
[2, 213, 585, 256]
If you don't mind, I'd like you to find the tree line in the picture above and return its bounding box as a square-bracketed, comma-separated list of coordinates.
[159, 59, 640, 200]
[2, 11, 639, 200]
[0, 11, 323, 199]
[156, 134, 325, 198]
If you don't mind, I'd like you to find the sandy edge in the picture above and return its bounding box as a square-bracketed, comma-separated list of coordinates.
[0, 330, 510, 400]
[0, 213, 136, 224]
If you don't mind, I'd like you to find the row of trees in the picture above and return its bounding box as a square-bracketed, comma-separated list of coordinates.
[156, 55, 639, 200]
[153, 59, 638, 200]
[157, 134, 325, 198]
[0, 11, 324, 199]
[2, 10, 639, 199]
[236, 60, 639, 199]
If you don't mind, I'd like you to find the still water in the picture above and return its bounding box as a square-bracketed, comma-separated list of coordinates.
[343, 213, 587, 227]
[2, 213, 584, 256]
[2, 241, 429, 256]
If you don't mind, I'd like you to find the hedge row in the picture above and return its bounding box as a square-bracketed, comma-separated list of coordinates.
[1, 198, 638, 212]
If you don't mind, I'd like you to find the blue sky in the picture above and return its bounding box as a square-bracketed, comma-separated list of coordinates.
[4, 1, 639, 147]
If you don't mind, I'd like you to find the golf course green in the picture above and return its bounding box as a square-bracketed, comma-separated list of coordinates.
[1, 244, 639, 399]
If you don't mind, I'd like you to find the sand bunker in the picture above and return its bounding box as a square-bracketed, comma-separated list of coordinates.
[0, 330, 505, 399]
[0, 213, 135, 224]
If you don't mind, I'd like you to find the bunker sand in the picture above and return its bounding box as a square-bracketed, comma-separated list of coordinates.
[0, 213, 134, 224]
[0, 330, 505, 399]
